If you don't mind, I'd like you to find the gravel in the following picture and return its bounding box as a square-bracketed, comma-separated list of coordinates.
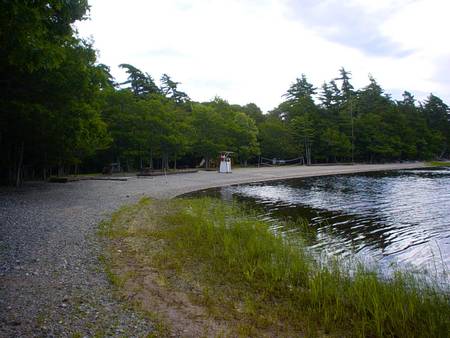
[0, 181, 154, 337]
[0, 163, 427, 337]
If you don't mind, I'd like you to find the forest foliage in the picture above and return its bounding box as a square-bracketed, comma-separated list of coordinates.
[1, 2, 449, 185]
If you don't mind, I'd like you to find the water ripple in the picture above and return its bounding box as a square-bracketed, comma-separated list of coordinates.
[198, 168, 450, 282]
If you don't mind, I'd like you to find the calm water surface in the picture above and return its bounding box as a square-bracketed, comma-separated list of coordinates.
[191, 168, 450, 282]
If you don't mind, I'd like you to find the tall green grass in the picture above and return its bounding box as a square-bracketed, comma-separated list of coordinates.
[102, 197, 450, 337]
[428, 161, 450, 167]
[156, 198, 449, 337]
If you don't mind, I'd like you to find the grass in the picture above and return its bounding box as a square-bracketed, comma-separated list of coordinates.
[428, 161, 450, 167]
[100, 197, 450, 337]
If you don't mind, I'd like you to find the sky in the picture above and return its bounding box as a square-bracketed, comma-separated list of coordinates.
[76, 0, 450, 112]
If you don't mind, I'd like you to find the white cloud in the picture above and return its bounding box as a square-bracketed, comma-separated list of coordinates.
[77, 0, 450, 111]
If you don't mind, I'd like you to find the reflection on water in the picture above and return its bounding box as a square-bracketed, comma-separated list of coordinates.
[191, 168, 450, 282]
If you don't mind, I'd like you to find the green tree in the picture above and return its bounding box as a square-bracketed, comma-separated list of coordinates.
[160, 73, 190, 104]
[319, 80, 341, 113]
[0, 1, 109, 185]
[291, 113, 315, 165]
[321, 127, 351, 162]
[421, 94, 450, 158]
[396, 91, 424, 159]
[119, 64, 160, 97]
[230, 112, 260, 166]
[101, 89, 148, 170]
[259, 116, 297, 160]
[191, 104, 227, 168]
[277, 74, 319, 164]
[157, 99, 191, 170]
[241, 103, 265, 124]
[335, 67, 354, 102]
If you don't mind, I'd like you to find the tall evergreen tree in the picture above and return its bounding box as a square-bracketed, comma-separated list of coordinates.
[421, 94, 450, 157]
[335, 67, 354, 102]
[160, 73, 190, 104]
[119, 64, 160, 97]
[320, 80, 341, 112]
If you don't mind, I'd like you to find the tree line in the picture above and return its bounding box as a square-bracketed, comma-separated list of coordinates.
[264, 70, 450, 165]
[1, 1, 449, 186]
[95, 63, 260, 172]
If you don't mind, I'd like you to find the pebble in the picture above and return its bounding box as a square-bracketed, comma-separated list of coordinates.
[0, 180, 155, 336]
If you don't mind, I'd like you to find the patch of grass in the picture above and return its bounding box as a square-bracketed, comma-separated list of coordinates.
[143, 311, 172, 338]
[99, 254, 124, 287]
[100, 197, 450, 337]
[428, 161, 450, 167]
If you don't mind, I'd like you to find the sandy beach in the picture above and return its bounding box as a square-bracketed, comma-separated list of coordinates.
[141, 162, 429, 198]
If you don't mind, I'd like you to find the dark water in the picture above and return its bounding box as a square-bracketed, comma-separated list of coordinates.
[189, 168, 450, 283]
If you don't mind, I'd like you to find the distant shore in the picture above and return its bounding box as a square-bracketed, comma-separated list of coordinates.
[151, 162, 430, 199]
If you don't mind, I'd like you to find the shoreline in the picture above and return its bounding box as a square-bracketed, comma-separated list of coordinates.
[0, 161, 433, 336]
[99, 196, 450, 337]
[154, 162, 430, 199]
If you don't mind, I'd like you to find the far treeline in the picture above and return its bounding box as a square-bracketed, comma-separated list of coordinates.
[1, 2, 450, 186]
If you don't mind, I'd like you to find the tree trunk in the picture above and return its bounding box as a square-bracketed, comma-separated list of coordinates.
[304, 140, 312, 166]
[162, 153, 169, 171]
[7, 145, 13, 184]
[16, 141, 24, 187]
[439, 146, 447, 159]
[149, 150, 153, 170]
[58, 161, 64, 177]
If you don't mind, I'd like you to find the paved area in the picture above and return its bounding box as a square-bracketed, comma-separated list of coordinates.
[0, 163, 427, 336]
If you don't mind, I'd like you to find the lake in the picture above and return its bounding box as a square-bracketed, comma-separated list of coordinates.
[189, 167, 450, 284]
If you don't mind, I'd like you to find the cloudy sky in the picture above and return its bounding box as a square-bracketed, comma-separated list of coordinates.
[77, 0, 450, 112]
